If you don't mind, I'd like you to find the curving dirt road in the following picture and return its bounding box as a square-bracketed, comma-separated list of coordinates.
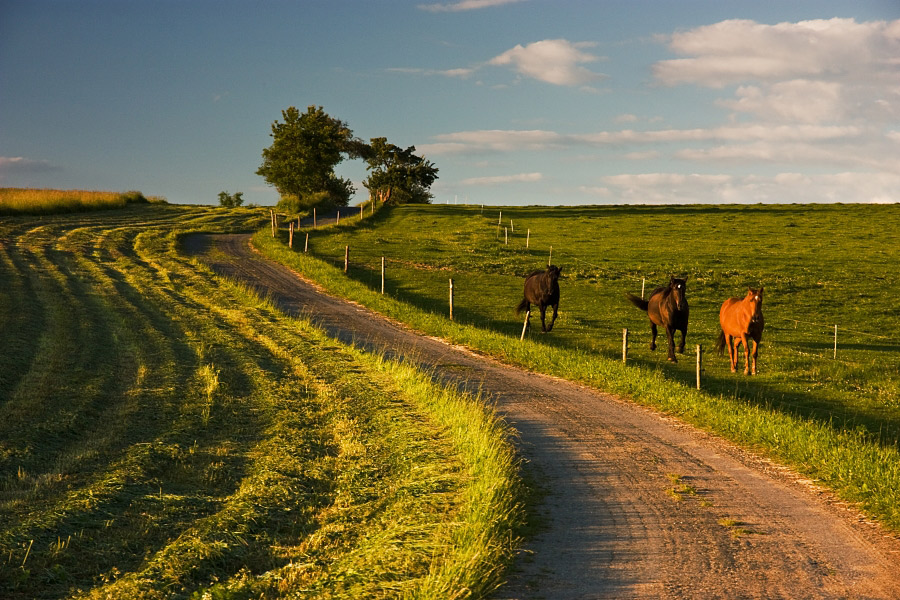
[183, 233, 900, 600]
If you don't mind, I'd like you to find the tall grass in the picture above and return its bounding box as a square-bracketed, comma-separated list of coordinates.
[0, 188, 164, 215]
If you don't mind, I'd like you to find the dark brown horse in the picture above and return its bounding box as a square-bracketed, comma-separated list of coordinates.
[516, 265, 561, 333]
[626, 277, 689, 362]
[715, 287, 765, 375]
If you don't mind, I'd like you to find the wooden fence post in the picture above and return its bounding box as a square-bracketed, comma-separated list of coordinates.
[623, 328, 629, 363]
[834, 325, 838, 359]
[505, 227, 508, 245]
[548, 246, 553, 266]
[381, 257, 385, 294]
[270, 210, 275, 237]
[360, 205, 363, 220]
[304, 232, 309, 253]
[497, 211, 502, 239]
[336, 210, 340, 225]
[641, 278, 646, 299]
[344, 245, 349, 273]
[520, 310, 530, 341]
[449, 279, 454, 320]
[289, 222, 294, 248]
[313, 208, 317, 228]
[526, 229, 530, 249]
[696, 345, 703, 390]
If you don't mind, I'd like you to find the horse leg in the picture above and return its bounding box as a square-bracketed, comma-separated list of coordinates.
[726, 334, 737, 372]
[666, 325, 677, 362]
[751, 338, 759, 375]
[547, 303, 558, 332]
[740, 333, 751, 375]
[539, 304, 548, 333]
[677, 326, 687, 354]
[650, 323, 657, 351]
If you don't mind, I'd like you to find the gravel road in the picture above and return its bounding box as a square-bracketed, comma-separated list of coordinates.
[183, 232, 900, 600]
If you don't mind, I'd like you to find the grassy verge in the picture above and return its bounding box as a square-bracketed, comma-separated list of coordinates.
[253, 204, 900, 533]
[0, 205, 523, 598]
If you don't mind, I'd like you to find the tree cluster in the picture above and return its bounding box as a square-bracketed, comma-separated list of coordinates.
[256, 106, 438, 211]
[217, 191, 244, 208]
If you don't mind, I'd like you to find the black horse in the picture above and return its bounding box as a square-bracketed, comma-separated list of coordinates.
[626, 277, 689, 362]
[516, 265, 562, 333]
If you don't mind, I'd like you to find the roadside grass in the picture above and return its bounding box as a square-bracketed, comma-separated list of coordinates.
[254, 202, 900, 533]
[0, 204, 523, 598]
[0, 188, 163, 215]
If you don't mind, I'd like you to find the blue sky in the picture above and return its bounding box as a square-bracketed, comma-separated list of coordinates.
[2, 0, 899, 206]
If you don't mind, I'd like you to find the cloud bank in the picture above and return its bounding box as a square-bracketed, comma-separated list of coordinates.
[418, 0, 525, 13]
[428, 18, 900, 204]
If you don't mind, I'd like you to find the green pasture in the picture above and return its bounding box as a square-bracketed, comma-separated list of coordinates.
[0, 203, 523, 598]
[257, 201, 900, 532]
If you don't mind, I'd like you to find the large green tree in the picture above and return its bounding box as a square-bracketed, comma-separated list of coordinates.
[256, 105, 365, 210]
[363, 137, 438, 205]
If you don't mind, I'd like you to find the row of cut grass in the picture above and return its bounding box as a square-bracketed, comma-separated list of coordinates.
[0, 204, 523, 598]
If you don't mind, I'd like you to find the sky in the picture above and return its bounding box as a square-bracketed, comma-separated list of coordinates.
[2, 0, 899, 207]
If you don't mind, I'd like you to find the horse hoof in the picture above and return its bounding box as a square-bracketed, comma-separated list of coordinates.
[668, 357, 677, 363]
[649, 344, 656, 351]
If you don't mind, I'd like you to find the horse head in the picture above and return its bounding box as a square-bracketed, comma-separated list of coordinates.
[669, 276, 687, 311]
[547, 265, 562, 283]
[746, 287, 764, 323]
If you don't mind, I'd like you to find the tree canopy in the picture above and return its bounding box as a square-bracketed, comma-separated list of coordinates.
[256, 106, 438, 210]
[217, 191, 244, 208]
[256, 106, 365, 210]
[363, 137, 439, 205]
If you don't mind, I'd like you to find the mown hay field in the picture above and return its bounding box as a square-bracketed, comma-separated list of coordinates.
[0, 202, 523, 599]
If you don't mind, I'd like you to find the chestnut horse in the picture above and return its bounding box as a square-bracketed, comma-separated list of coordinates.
[715, 287, 765, 375]
[516, 265, 561, 333]
[626, 277, 689, 362]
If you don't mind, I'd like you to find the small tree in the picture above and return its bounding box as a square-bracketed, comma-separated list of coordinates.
[256, 105, 365, 209]
[218, 191, 244, 208]
[363, 137, 438, 205]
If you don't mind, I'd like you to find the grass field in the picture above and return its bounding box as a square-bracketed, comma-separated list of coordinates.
[0, 203, 523, 598]
[255, 202, 900, 532]
[0, 188, 162, 215]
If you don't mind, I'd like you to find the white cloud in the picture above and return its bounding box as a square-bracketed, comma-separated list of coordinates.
[655, 18, 900, 86]
[599, 171, 900, 204]
[654, 18, 900, 124]
[386, 67, 474, 78]
[0, 156, 60, 174]
[418, 0, 525, 12]
[615, 113, 639, 124]
[488, 39, 606, 86]
[428, 129, 565, 152]
[424, 124, 862, 155]
[674, 141, 900, 173]
[460, 172, 543, 185]
[717, 80, 845, 123]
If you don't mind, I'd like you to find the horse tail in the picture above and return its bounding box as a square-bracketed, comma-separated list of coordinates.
[515, 297, 530, 315]
[714, 330, 726, 354]
[625, 293, 649, 312]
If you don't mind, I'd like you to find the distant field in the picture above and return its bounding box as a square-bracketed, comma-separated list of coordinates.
[257, 202, 900, 531]
[0, 188, 161, 215]
[0, 205, 522, 598]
